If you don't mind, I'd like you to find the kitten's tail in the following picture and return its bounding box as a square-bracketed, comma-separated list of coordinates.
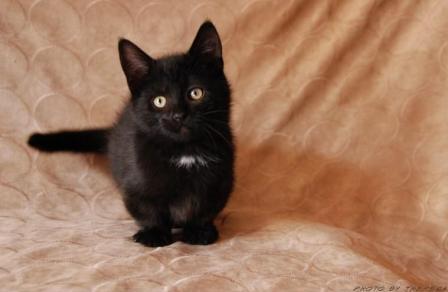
[28, 129, 110, 154]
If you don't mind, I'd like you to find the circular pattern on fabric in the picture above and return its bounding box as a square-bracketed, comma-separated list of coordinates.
[89, 95, 124, 127]
[34, 284, 89, 292]
[303, 121, 351, 159]
[360, 147, 412, 188]
[33, 46, 83, 90]
[35, 152, 88, 188]
[0, 184, 28, 216]
[92, 190, 129, 220]
[0, 137, 30, 183]
[0, 0, 26, 36]
[172, 274, 248, 292]
[170, 255, 235, 275]
[189, 2, 236, 43]
[386, 52, 435, 92]
[329, 0, 375, 24]
[382, 17, 431, 55]
[0, 41, 28, 89]
[372, 188, 424, 227]
[294, 225, 349, 246]
[287, 33, 336, 84]
[34, 93, 86, 131]
[223, 53, 240, 86]
[239, 45, 285, 95]
[34, 188, 89, 221]
[23, 242, 89, 262]
[94, 279, 165, 292]
[94, 223, 135, 240]
[136, 3, 185, 48]
[383, 231, 442, 260]
[242, 89, 294, 145]
[352, 106, 400, 152]
[440, 42, 448, 73]
[93, 239, 144, 257]
[426, 178, 448, 219]
[413, 132, 448, 176]
[0, 90, 29, 133]
[338, 64, 388, 105]
[245, 254, 307, 276]
[94, 255, 163, 278]
[17, 262, 84, 285]
[312, 246, 374, 274]
[253, 276, 323, 292]
[30, 0, 81, 43]
[426, 0, 448, 35]
[84, 0, 133, 46]
[86, 48, 126, 93]
[401, 89, 448, 134]
[81, 155, 115, 192]
[241, 0, 293, 44]
[29, 227, 79, 243]
[443, 233, 448, 253]
[304, 163, 363, 216]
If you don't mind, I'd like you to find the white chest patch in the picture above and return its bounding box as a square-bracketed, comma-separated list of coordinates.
[173, 155, 207, 168]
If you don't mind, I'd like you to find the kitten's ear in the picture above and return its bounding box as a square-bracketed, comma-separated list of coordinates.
[188, 21, 222, 62]
[118, 38, 154, 94]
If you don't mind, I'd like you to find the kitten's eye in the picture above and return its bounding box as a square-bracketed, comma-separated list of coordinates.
[153, 96, 166, 108]
[188, 87, 204, 100]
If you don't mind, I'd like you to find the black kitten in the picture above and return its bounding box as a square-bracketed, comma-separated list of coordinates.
[28, 21, 234, 247]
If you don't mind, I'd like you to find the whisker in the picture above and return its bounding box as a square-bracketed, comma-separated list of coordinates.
[200, 109, 228, 116]
[196, 116, 219, 150]
[198, 115, 229, 125]
[203, 125, 218, 150]
[204, 124, 233, 148]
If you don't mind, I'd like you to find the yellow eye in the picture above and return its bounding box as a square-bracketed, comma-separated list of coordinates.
[189, 88, 204, 100]
[153, 96, 166, 108]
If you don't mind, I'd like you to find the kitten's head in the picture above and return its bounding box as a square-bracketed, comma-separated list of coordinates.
[118, 21, 230, 144]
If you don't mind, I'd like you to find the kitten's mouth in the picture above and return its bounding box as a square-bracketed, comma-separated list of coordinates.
[179, 126, 190, 136]
[169, 127, 191, 142]
[162, 122, 191, 141]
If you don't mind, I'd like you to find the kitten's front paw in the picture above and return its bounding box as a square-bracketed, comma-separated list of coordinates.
[133, 228, 173, 247]
[181, 223, 218, 245]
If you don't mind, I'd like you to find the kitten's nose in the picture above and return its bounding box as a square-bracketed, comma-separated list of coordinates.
[162, 112, 186, 132]
[172, 112, 185, 123]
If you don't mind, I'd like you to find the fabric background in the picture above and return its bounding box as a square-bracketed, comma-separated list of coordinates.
[1, 0, 448, 291]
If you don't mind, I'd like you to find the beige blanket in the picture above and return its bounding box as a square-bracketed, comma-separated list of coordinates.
[1, 0, 448, 291]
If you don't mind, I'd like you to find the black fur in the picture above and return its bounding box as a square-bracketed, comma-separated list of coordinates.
[28, 21, 234, 247]
[28, 129, 109, 153]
